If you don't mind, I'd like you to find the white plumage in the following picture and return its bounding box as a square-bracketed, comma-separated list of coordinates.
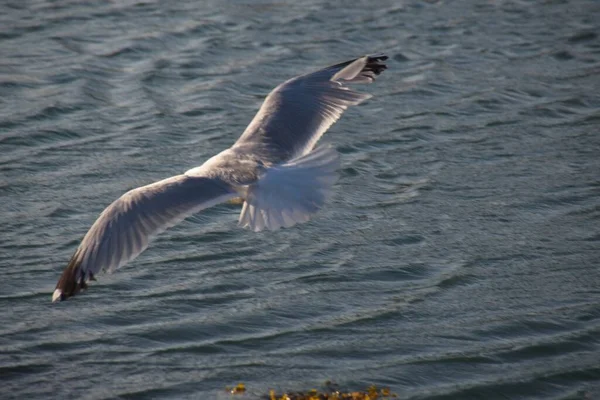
[52, 54, 388, 302]
[239, 144, 340, 232]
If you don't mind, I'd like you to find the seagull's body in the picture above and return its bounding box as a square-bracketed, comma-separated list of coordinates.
[53, 54, 388, 302]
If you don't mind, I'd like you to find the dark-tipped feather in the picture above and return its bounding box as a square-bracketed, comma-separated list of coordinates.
[53, 251, 86, 302]
[329, 54, 388, 81]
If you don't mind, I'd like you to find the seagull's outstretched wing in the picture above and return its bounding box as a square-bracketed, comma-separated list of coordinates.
[52, 54, 388, 302]
[53, 175, 236, 302]
[234, 54, 388, 163]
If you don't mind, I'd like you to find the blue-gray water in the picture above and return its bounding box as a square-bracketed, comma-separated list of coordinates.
[1, 1, 600, 399]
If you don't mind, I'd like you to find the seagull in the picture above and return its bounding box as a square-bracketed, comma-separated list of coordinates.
[52, 54, 388, 302]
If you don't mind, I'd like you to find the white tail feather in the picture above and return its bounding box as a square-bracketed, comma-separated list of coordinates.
[239, 145, 340, 232]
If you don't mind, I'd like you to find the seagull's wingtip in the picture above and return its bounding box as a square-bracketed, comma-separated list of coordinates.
[52, 289, 63, 303]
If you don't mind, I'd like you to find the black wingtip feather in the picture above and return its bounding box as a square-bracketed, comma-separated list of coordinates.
[54, 251, 87, 301]
[329, 53, 388, 73]
[365, 54, 388, 76]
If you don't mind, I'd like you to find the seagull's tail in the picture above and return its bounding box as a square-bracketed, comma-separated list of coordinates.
[239, 145, 340, 232]
[52, 251, 89, 302]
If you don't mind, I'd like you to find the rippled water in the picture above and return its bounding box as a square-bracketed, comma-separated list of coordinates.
[2, 0, 600, 399]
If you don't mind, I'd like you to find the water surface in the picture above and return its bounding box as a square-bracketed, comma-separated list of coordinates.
[1, 0, 600, 399]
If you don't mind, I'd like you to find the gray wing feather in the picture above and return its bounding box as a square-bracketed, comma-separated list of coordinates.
[234, 54, 388, 163]
[71, 175, 235, 279]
